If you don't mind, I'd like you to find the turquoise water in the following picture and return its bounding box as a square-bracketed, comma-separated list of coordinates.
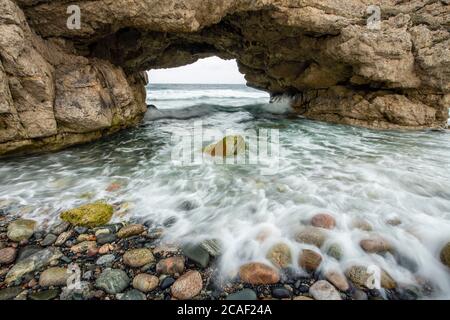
[1, 84, 449, 298]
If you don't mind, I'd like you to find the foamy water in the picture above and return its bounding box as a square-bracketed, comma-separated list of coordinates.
[1, 84, 450, 298]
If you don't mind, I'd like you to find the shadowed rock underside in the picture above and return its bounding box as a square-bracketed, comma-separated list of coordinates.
[0, 0, 449, 156]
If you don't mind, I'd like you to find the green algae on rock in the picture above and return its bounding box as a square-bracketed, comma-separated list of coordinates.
[60, 202, 113, 228]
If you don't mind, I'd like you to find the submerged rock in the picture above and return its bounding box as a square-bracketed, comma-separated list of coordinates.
[7, 219, 37, 242]
[346, 265, 397, 290]
[299, 249, 322, 272]
[266, 242, 292, 268]
[351, 218, 373, 232]
[295, 227, 327, 248]
[239, 262, 280, 285]
[182, 244, 210, 268]
[55, 231, 74, 246]
[360, 236, 392, 253]
[117, 224, 145, 238]
[200, 239, 222, 257]
[309, 280, 341, 300]
[60, 202, 113, 228]
[311, 213, 336, 229]
[326, 243, 343, 260]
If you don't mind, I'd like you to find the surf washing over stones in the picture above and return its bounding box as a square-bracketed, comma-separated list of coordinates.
[1, 82, 450, 299]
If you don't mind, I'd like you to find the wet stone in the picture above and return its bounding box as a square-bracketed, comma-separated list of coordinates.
[15, 247, 43, 263]
[182, 244, 210, 268]
[309, 280, 341, 300]
[7, 219, 36, 242]
[74, 226, 88, 234]
[96, 254, 115, 266]
[200, 239, 222, 257]
[272, 287, 291, 299]
[123, 248, 154, 268]
[156, 256, 185, 275]
[266, 243, 292, 269]
[352, 288, 368, 300]
[50, 221, 70, 235]
[133, 274, 159, 293]
[95, 269, 130, 294]
[41, 234, 57, 246]
[160, 277, 176, 290]
[0, 287, 22, 300]
[96, 233, 117, 245]
[29, 289, 60, 300]
[55, 231, 73, 246]
[171, 270, 203, 300]
[311, 213, 336, 229]
[226, 289, 257, 300]
[119, 289, 146, 300]
[0, 247, 17, 265]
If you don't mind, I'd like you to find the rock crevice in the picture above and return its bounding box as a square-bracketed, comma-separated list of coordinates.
[0, 0, 449, 156]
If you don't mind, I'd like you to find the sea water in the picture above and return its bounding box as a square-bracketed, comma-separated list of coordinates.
[1, 84, 450, 298]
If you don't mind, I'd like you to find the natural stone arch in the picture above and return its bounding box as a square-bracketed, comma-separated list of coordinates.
[0, 0, 449, 156]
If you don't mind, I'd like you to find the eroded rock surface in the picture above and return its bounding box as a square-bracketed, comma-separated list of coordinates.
[1, 0, 449, 156]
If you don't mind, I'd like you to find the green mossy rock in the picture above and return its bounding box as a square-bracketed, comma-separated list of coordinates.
[60, 202, 113, 228]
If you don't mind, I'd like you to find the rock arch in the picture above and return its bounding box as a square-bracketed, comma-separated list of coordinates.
[0, 0, 449, 156]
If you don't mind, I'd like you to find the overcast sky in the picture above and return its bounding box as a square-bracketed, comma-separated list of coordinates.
[148, 57, 246, 84]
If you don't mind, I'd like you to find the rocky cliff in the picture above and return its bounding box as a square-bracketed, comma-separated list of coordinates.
[0, 0, 449, 156]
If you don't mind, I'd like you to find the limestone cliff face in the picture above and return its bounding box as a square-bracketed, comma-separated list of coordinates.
[1, 0, 449, 156]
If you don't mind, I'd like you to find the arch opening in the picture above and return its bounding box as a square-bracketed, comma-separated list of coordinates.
[145, 57, 270, 112]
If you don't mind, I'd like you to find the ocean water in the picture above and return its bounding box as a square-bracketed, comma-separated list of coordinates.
[1, 84, 450, 298]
